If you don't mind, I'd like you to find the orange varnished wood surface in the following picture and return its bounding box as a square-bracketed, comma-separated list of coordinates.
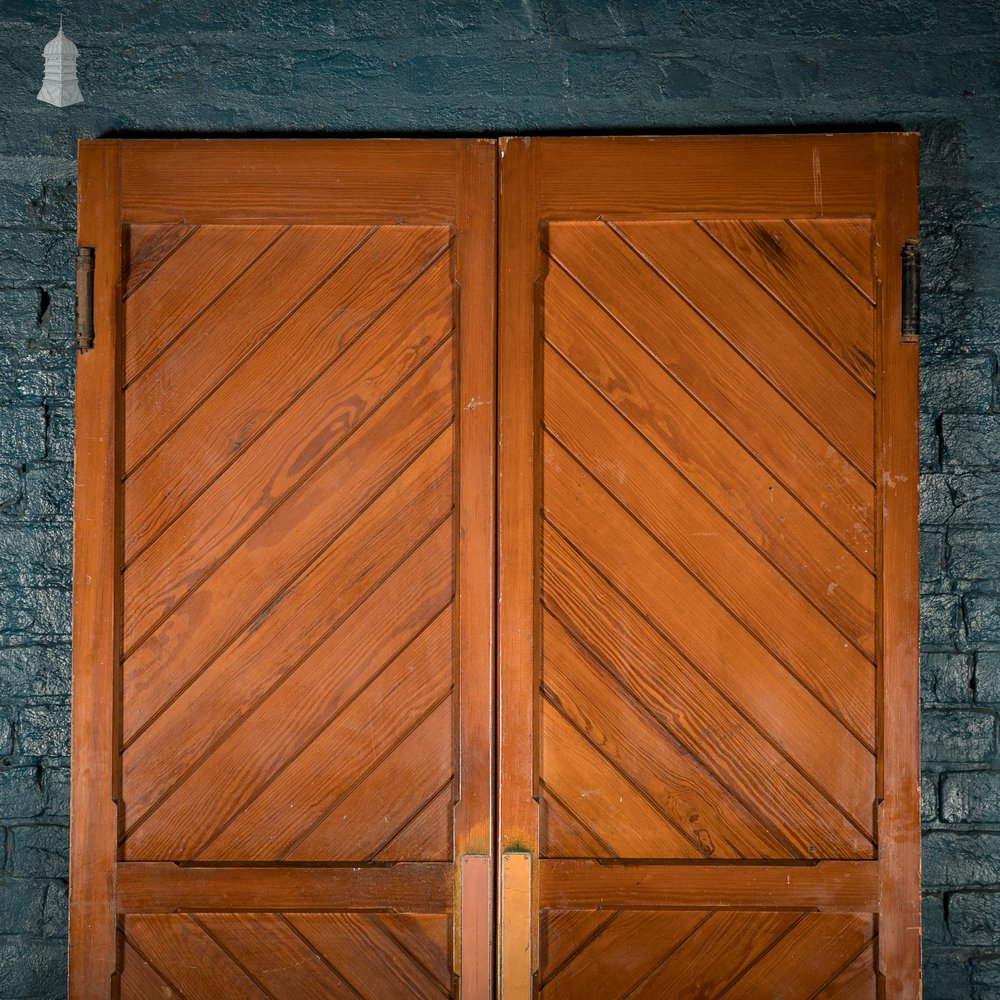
[74, 134, 918, 999]
[72, 139, 495, 999]
[497, 134, 919, 998]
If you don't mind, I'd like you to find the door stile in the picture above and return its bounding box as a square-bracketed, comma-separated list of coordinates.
[453, 138, 498, 999]
[874, 132, 921, 996]
[70, 140, 124, 998]
[497, 136, 542, 999]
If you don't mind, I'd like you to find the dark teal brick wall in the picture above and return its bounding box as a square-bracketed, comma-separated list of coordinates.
[0, 1, 997, 996]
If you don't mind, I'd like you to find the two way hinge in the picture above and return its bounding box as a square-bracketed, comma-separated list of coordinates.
[901, 239, 920, 342]
[75, 246, 95, 353]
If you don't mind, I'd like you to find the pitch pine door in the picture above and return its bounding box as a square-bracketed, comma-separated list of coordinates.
[72, 135, 919, 999]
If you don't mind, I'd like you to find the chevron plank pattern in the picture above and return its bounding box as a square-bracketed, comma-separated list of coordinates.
[121, 911, 452, 999]
[540, 220, 877, 861]
[538, 909, 876, 999]
[120, 222, 457, 863]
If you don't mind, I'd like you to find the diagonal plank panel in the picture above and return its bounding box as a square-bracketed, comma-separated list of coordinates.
[124, 224, 371, 469]
[377, 784, 453, 862]
[123, 227, 451, 560]
[543, 454, 875, 857]
[612, 220, 874, 478]
[791, 217, 876, 300]
[700, 219, 876, 387]
[121, 428, 453, 824]
[124, 224, 284, 381]
[123, 222, 196, 298]
[547, 222, 875, 566]
[543, 262, 876, 638]
[124, 519, 454, 859]
[543, 528, 873, 859]
[122, 341, 453, 742]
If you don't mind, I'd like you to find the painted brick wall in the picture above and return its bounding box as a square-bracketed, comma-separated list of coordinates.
[0, 1, 997, 996]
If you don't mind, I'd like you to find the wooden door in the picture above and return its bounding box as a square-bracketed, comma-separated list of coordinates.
[497, 135, 920, 998]
[72, 140, 495, 998]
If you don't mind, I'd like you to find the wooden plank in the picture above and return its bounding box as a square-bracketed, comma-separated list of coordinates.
[123, 227, 450, 560]
[539, 910, 613, 983]
[379, 913, 452, 995]
[197, 913, 363, 1000]
[721, 913, 874, 998]
[118, 863, 453, 913]
[125, 225, 368, 470]
[548, 222, 875, 567]
[379, 786, 453, 862]
[124, 914, 268, 1000]
[535, 134, 882, 218]
[540, 788, 613, 860]
[626, 910, 801, 1000]
[816, 942, 878, 998]
[288, 698, 454, 861]
[545, 347, 877, 728]
[612, 219, 875, 477]
[123, 222, 196, 298]
[541, 910, 705, 1000]
[543, 442, 876, 845]
[120, 938, 182, 999]
[124, 521, 453, 859]
[792, 217, 876, 300]
[874, 132, 922, 998]
[69, 139, 121, 1000]
[122, 278, 452, 662]
[121, 139, 460, 224]
[700, 219, 876, 388]
[287, 913, 450, 1000]
[541, 701, 702, 859]
[122, 430, 453, 823]
[500, 853, 532, 1000]
[539, 860, 880, 911]
[544, 613, 791, 859]
[124, 225, 283, 382]
[122, 344, 453, 742]
[544, 262, 876, 628]
[543, 529, 870, 862]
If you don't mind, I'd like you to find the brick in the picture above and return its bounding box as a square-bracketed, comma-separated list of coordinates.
[943, 414, 1000, 468]
[922, 710, 995, 763]
[924, 832, 1000, 887]
[0, 462, 21, 510]
[0, 765, 44, 818]
[951, 890, 1000, 946]
[921, 773, 939, 822]
[920, 531, 947, 586]
[977, 653, 1000, 704]
[45, 406, 73, 461]
[966, 593, 1000, 645]
[921, 355, 995, 415]
[952, 472, 1000, 524]
[920, 411, 939, 469]
[0, 525, 73, 587]
[0, 878, 45, 935]
[922, 653, 973, 704]
[974, 957, 1000, 997]
[17, 704, 70, 757]
[923, 950, 972, 999]
[950, 528, 1000, 581]
[23, 461, 72, 519]
[11, 824, 68, 878]
[0, 405, 45, 464]
[0, 229, 75, 286]
[921, 593, 963, 647]
[942, 771, 1000, 823]
[0, 586, 72, 639]
[0, 934, 67, 997]
[43, 765, 69, 816]
[0, 645, 69, 700]
[921, 473, 954, 523]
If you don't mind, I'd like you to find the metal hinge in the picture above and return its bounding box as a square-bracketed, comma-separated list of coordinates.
[901, 239, 920, 342]
[75, 246, 95, 353]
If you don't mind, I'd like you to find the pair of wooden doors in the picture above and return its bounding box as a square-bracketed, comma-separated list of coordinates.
[71, 134, 920, 999]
